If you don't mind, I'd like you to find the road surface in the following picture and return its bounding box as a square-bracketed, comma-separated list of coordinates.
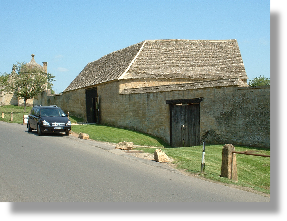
[0, 121, 269, 202]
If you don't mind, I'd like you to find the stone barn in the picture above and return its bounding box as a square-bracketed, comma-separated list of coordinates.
[46, 39, 269, 148]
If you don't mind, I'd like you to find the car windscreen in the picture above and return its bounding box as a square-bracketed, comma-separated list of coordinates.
[40, 108, 66, 117]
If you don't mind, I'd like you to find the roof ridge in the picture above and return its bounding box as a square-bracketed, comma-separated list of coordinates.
[144, 39, 236, 42]
[63, 39, 247, 93]
[118, 40, 146, 80]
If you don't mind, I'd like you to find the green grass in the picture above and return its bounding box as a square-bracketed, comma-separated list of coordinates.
[69, 115, 85, 124]
[144, 145, 270, 194]
[71, 124, 169, 147]
[0, 105, 32, 124]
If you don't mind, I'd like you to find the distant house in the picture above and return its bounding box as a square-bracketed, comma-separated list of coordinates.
[43, 39, 269, 147]
[0, 54, 48, 106]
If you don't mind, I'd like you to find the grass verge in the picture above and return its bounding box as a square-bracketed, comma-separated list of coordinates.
[71, 124, 169, 147]
[0, 105, 32, 124]
[162, 145, 270, 194]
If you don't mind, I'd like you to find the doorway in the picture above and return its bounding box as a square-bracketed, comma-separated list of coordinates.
[167, 98, 202, 147]
[85, 88, 100, 123]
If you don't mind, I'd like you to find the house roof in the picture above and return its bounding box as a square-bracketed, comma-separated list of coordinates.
[64, 39, 247, 92]
[25, 54, 44, 70]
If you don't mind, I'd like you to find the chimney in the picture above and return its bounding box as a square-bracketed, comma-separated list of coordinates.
[42, 62, 47, 73]
[31, 54, 36, 62]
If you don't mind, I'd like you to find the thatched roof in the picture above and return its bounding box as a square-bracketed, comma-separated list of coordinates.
[64, 39, 247, 92]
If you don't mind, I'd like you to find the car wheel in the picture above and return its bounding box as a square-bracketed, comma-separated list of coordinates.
[65, 130, 70, 136]
[37, 124, 42, 136]
[28, 123, 32, 132]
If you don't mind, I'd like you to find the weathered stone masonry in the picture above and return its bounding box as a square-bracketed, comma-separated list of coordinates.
[97, 83, 270, 148]
[41, 83, 270, 148]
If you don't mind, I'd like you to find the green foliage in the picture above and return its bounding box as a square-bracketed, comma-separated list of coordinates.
[1, 62, 55, 110]
[46, 72, 55, 92]
[248, 75, 270, 87]
[0, 72, 10, 91]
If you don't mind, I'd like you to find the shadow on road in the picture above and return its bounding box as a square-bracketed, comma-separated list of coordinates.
[25, 130, 69, 137]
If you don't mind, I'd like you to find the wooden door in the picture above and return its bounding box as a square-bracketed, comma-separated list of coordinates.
[170, 103, 200, 147]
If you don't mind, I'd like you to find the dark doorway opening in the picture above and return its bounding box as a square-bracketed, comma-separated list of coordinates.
[85, 88, 100, 123]
[167, 98, 202, 147]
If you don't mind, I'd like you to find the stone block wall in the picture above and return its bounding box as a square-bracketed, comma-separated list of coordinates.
[37, 82, 270, 148]
[0, 91, 34, 107]
[98, 82, 270, 148]
[0, 91, 18, 106]
[98, 81, 170, 141]
[35, 89, 86, 119]
[199, 86, 270, 147]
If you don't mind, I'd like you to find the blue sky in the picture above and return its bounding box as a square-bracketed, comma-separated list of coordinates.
[0, 0, 270, 93]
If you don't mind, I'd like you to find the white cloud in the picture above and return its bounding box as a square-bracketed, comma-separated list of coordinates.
[57, 67, 69, 72]
[54, 55, 64, 60]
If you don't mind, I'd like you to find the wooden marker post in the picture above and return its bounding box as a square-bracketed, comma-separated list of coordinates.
[201, 142, 205, 173]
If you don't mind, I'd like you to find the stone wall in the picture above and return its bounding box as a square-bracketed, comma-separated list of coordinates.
[35, 89, 86, 119]
[199, 86, 270, 148]
[37, 82, 270, 148]
[97, 81, 270, 148]
[0, 91, 33, 106]
[0, 91, 18, 106]
[98, 81, 170, 139]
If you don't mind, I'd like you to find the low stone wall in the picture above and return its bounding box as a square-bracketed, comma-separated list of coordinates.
[98, 82, 270, 148]
[0, 91, 33, 106]
[37, 83, 270, 148]
[35, 89, 86, 120]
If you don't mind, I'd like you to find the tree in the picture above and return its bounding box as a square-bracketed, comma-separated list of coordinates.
[1, 62, 55, 110]
[248, 75, 270, 87]
[0, 72, 10, 89]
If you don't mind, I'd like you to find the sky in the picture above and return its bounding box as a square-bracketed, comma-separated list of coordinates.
[0, 0, 270, 93]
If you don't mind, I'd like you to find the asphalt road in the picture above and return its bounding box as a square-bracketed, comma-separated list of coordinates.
[0, 121, 269, 202]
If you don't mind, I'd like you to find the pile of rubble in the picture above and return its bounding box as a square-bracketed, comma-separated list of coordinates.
[115, 141, 172, 163]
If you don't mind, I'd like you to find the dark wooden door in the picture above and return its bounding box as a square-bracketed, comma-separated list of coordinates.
[85, 88, 98, 123]
[170, 104, 200, 147]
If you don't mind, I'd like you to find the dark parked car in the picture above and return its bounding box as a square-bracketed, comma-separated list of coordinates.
[27, 105, 71, 136]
